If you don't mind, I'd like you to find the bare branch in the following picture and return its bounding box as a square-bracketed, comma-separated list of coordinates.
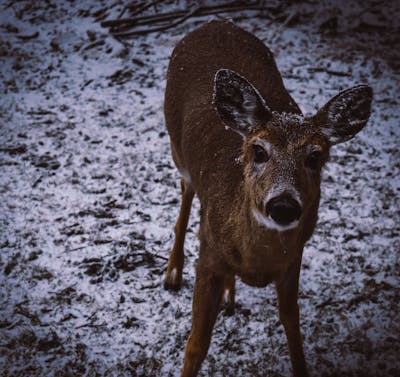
[101, 1, 280, 38]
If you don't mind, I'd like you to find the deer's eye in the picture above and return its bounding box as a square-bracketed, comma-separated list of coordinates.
[305, 151, 322, 170]
[253, 145, 269, 163]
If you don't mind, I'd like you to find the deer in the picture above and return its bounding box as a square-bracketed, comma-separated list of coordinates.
[163, 20, 372, 377]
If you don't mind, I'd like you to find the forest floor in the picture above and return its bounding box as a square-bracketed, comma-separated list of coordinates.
[0, 0, 399, 376]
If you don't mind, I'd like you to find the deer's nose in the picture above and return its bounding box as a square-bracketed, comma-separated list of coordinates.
[266, 195, 302, 226]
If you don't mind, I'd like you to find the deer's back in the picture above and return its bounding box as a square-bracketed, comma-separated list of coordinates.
[165, 20, 299, 200]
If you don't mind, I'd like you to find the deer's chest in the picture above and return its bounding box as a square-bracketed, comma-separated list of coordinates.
[226, 244, 296, 287]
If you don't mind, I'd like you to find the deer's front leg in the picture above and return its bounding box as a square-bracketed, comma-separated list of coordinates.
[181, 254, 225, 377]
[275, 259, 308, 377]
[165, 178, 194, 290]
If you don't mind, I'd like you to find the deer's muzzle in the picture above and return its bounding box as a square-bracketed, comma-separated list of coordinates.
[266, 195, 302, 226]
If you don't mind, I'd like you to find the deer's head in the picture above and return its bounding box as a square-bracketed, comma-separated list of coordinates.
[213, 69, 372, 232]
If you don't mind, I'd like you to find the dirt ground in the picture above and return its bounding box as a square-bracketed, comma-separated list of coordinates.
[0, 1, 399, 376]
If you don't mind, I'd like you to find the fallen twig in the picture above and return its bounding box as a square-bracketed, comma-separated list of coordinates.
[17, 31, 39, 40]
[81, 38, 106, 51]
[101, 1, 279, 37]
[102, 2, 266, 28]
[76, 322, 107, 329]
[66, 245, 92, 253]
[147, 251, 168, 261]
[270, 8, 297, 43]
[130, 0, 164, 18]
[308, 67, 351, 76]
[113, 5, 202, 37]
[110, 0, 164, 32]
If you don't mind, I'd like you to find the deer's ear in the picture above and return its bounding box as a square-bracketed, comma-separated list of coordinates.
[313, 85, 373, 145]
[213, 69, 271, 137]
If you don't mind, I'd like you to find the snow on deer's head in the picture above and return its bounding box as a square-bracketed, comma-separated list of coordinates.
[213, 69, 372, 232]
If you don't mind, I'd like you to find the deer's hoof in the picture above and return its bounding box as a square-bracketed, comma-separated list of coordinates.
[221, 288, 235, 316]
[164, 267, 182, 291]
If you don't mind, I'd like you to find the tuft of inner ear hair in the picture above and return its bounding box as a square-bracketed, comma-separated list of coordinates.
[313, 85, 373, 145]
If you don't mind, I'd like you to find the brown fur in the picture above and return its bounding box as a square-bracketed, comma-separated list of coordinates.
[163, 20, 372, 377]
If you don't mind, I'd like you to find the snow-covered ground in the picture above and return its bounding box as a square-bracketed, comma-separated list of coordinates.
[0, 1, 399, 376]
